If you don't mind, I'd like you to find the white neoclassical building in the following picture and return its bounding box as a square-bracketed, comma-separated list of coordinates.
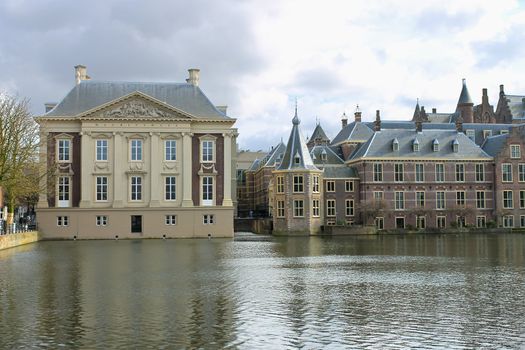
[36, 66, 237, 239]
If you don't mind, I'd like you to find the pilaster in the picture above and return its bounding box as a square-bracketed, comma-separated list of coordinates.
[79, 132, 92, 207]
[150, 132, 160, 207]
[37, 131, 49, 208]
[182, 132, 193, 207]
[222, 132, 233, 206]
[113, 132, 124, 208]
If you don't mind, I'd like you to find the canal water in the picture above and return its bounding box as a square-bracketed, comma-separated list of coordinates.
[1, 233, 524, 349]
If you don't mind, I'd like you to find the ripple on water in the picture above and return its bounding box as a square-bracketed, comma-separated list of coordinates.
[0, 235, 524, 348]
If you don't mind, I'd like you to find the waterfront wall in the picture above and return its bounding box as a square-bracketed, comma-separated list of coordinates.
[0, 231, 39, 250]
[234, 218, 273, 234]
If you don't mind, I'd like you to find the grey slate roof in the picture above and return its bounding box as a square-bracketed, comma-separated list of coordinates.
[247, 159, 261, 172]
[350, 129, 491, 160]
[427, 113, 455, 123]
[309, 124, 330, 143]
[331, 121, 374, 145]
[310, 145, 344, 165]
[458, 79, 473, 105]
[323, 166, 358, 178]
[504, 95, 525, 120]
[45, 80, 230, 119]
[262, 142, 287, 168]
[481, 134, 508, 157]
[277, 111, 319, 171]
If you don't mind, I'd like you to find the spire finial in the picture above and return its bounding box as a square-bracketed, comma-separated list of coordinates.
[416, 98, 419, 105]
[292, 98, 300, 125]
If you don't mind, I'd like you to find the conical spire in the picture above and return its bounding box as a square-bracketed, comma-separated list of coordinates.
[412, 98, 421, 121]
[277, 107, 318, 171]
[457, 78, 473, 105]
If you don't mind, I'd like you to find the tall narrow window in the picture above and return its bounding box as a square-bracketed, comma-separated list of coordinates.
[476, 216, 486, 228]
[437, 216, 446, 228]
[475, 163, 484, 182]
[373, 163, 383, 182]
[416, 191, 425, 207]
[345, 199, 354, 216]
[476, 191, 485, 209]
[312, 199, 320, 217]
[165, 140, 177, 161]
[202, 176, 213, 205]
[326, 181, 335, 192]
[165, 176, 176, 201]
[131, 139, 142, 161]
[293, 175, 304, 193]
[312, 176, 319, 193]
[130, 176, 142, 201]
[277, 176, 284, 193]
[435, 163, 445, 182]
[57, 176, 70, 207]
[57, 139, 71, 162]
[436, 191, 445, 210]
[394, 163, 404, 182]
[519, 164, 525, 182]
[96, 139, 108, 161]
[520, 190, 525, 209]
[502, 164, 513, 182]
[326, 199, 336, 217]
[395, 192, 404, 210]
[202, 140, 214, 162]
[456, 191, 466, 207]
[415, 163, 424, 182]
[511, 145, 521, 159]
[503, 190, 513, 209]
[96, 176, 108, 201]
[374, 191, 384, 201]
[455, 163, 465, 182]
[277, 201, 285, 217]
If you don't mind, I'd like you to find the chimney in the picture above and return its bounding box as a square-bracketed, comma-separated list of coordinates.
[482, 88, 489, 104]
[415, 119, 422, 132]
[186, 68, 200, 86]
[354, 105, 362, 123]
[341, 112, 348, 128]
[455, 115, 464, 133]
[374, 110, 381, 132]
[45, 102, 57, 113]
[75, 65, 90, 85]
[500, 84, 505, 94]
[432, 108, 437, 113]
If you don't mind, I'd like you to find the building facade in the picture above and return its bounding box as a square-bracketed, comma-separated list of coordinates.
[245, 80, 525, 234]
[36, 66, 237, 239]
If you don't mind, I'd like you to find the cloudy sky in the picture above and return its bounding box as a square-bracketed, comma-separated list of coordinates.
[1, 0, 525, 150]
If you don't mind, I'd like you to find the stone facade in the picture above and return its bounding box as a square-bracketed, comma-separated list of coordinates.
[36, 66, 237, 239]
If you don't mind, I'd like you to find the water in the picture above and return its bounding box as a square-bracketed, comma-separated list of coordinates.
[1, 233, 524, 349]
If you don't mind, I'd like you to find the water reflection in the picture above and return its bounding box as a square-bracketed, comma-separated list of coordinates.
[1, 234, 524, 348]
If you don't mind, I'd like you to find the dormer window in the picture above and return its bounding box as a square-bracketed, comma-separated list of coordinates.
[294, 152, 301, 165]
[432, 139, 439, 152]
[413, 138, 420, 152]
[452, 139, 459, 153]
[321, 149, 327, 161]
[392, 138, 399, 151]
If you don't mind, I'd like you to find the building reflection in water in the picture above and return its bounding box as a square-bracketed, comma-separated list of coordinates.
[0, 234, 524, 348]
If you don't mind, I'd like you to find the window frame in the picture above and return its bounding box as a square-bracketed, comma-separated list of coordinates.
[455, 163, 465, 182]
[56, 138, 72, 163]
[165, 215, 177, 225]
[96, 176, 108, 202]
[165, 139, 177, 161]
[96, 215, 108, 226]
[130, 176, 143, 201]
[130, 139, 143, 162]
[373, 163, 383, 182]
[436, 191, 445, 210]
[502, 163, 513, 182]
[511, 145, 521, 159]
[435, 163, 445, 182]
[394, 163, 404, 182]
[395, 191, 405, 210]
[312, 199, 320, 217]
[503, 190, 513, 209]
[293, 175, 304, 193]
[277, 200, 285, 218]
[475, 163, 485, 182]
[326, 199, 336, 217]
[165, 176, 177, 201]
[415, 163, 424, 182]
[95, 139, 108, 162]
[202, 176, 214, 206]
[326, 180, 335, 192]
[345, 199, 354, 217]
[293, 200, 304, 217]
[277, 176, 285, 194]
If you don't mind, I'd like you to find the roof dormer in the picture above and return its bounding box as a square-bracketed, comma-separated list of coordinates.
[412, 138, 420, 152]
[392, 138, 399, 151]
[432, 138, 439, 152]
[452, 138, 459, 153]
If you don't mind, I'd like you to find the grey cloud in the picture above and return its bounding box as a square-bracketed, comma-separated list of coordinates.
[0, 0, 266, 117]
[473, 31, 525, 69]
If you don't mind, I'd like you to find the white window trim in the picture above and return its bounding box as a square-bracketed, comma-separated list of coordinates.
[502, 163, 513, 183]
[510, 145, 521, 159]
[130, 176, 143, 202]
[199, 135, 217, 163]
[95, 139, 109, 162]
[130, 139, 143, 162]
[326, 199, 336, 217]
[201, 175, 216, 206]
[164, 139, 178, 162]
[56, 135, 73, 163]
[164, 176, 177, 201]
[95, 176, 109, 202]
[56, 176, 71, 208]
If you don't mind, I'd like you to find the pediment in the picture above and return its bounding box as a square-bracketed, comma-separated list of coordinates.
[79, 92, 194, 120]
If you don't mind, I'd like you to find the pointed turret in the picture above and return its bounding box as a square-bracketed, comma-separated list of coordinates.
[277, 108, 318, 171]
[456, 78, 474, 123]
[412, 99, 421, 121]
[307, 123, 330, 148]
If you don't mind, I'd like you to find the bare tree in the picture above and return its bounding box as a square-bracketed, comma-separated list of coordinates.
[0, 93, 39, 223]
[360, 199, 386, 225]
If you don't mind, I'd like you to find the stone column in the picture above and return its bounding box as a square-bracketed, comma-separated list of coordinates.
[79, 132, 92, 208]
[113, 132, 124, 208]
[37, 131, 49, 208]
[150, 132, 160, 207]
[222, 132, 233, 206]
[181, 132, 193, 207]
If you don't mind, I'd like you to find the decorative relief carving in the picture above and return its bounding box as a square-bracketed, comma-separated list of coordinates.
[55, 163, 74, 175]
[102, 100, 172, 119]
[163, 162, 178, 171]
[94, 162, 110, 172]
[198, 163, 217, 175]
[129, 162, 144, 171]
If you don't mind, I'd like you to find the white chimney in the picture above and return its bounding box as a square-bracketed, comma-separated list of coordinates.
[75, 65, 90, 85]
[186, 68, 200, 86]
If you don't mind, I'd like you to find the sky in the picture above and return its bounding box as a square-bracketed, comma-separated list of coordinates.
[1, 0, 525, 151]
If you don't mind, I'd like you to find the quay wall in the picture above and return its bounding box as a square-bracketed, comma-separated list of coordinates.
[0, 232, 39, 251]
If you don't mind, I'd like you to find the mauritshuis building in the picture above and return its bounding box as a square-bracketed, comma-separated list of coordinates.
[243, 79, 525, 234]
[36, 66, 237, 239]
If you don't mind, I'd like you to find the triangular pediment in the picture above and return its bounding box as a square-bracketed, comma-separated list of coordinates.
[78, 91, 195, 120]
